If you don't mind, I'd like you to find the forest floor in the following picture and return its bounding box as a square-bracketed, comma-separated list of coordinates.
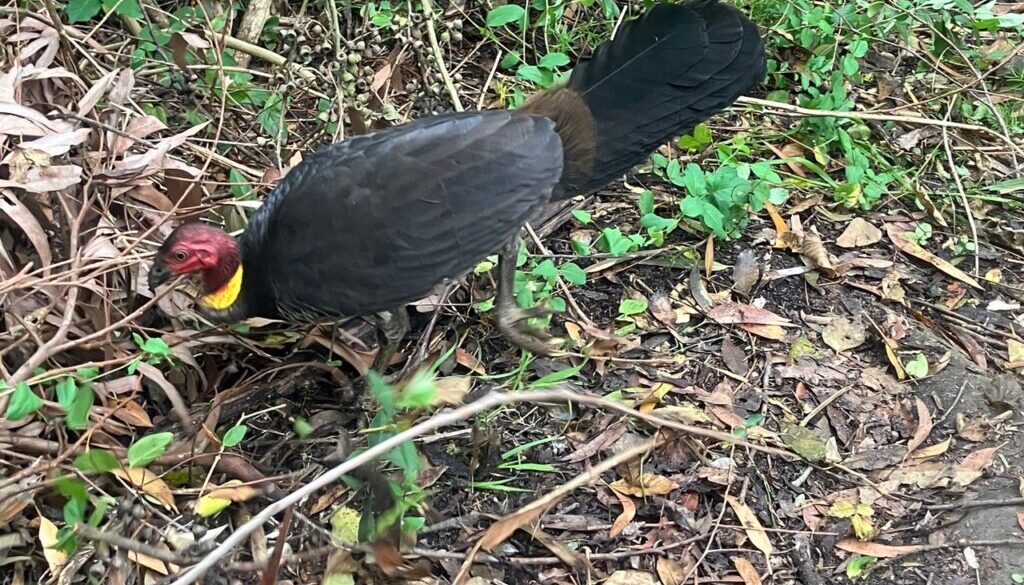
[1, 0, 1024, 584]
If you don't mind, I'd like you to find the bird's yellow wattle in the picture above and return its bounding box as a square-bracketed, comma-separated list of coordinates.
[201, 265, 243, 310]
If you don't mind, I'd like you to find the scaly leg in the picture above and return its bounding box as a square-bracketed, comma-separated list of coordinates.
[495, 238, 564, 356]
[370, 308, 410, 377]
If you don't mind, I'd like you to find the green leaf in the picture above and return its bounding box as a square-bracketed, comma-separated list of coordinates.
[638, 190, 655, 215]
[532, 259, 558, 281]
[516, 65, 553, 87]
[846, 555, 876, 579]
[66, 386, 94, 431]
[1011, 574, 1024, 584]
[905, 354, 929, 378]
[63, 496, 87, 526]
[66, 0, 102, 23]
[539, 52, 570, 69]
[102, 0, 143, 18]
[56, 377, 78, 410]
[618, 298, 649, 316]
[571, 209, 592, 224]
[486, 4, 525, 28]
[136, 336, 171, 357]
[367, 371, 396, 417]
[127, 432, 174, 467]
[55, 477, 90, 503]
[499, 51, 521, 69]
[5, 383, 42, 421]
[73, 449, 120, 473]
[396, 370, 436, 410]
[559, 263, 586, 286]
[292, 417, 314, 438]
[531, 362, 583, 388]
[221, 424, 247, 448]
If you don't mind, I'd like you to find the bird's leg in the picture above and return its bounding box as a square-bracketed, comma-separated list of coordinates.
[495, 238, 564, 356]
[370, 308, 410, 379]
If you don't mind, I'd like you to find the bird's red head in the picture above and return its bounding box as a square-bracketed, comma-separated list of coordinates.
[148, 222, 240, 294]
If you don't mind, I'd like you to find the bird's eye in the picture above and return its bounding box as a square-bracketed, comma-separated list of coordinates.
[173, 250, 188, 262]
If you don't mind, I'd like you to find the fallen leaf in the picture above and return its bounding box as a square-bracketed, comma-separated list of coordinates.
[740, 323, 787, 340]
[909, 437, 951, 461]
[606, 570, 656, 585]
[708, 302, 792, 327]
[725, 495, 773, 556]
[38, 516, 67, 574]
[128, 550, 177, 575]
[886, 223, 981, 289]
[779, 422, 827, 463]
[112, 468, 176, 510]
[433, 376, 471, 406]
[822, 317, 868, 352]
[835, 538, 924, 558]
[563, 420, 627, 463]
[836, 218, 883, 248]
[960, 446, 998, 471]
[906, 398, 933, 456]
[721, 337, 748, 375]
[0, 190, 51, 268]
[610, 473, 678, 497]
[764, 202, 789, 248]
[207, 480, 260, 502]
[733, 557, 763, 585]
[608, 488, 635, 539]
[732, 250, 760, 296]
[656, 556, 688, 585]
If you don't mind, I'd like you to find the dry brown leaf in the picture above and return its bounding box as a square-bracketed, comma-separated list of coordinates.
[822, 317, 868, 353]
[708, 302, 792, 327]
[960, 446, 998, 471]
[0, 491, 31, 524]
[835, 538, 924, 558]
[13, 128, 91, 157]
[563, 420, 627, 463]
[886, 223, 981, 289]
[0, 163, 82, 192]
[77, 69, 118, 115]
[207, 480, 260, 502]
[38, 516, 67, 574]
[763, 201, 789, 248]
[606, 570, 656, 585]
[721, 337, 748, 376]
[740, 323, 787, 340]
[454, 348, 486, 375]
[433, 376, 471, 406]
[909, 436, 951, 461]
[128, 550, 177, 575]
[725, 495, 773, 556]
[0, 190, 51, 268]
[112, 468, 176, 510]
[656, 556, 688, 585]
[112, 115, 167, 156]
[608, 488, 635, 539]
[479, 507, 544, 552]
[732, 250, 760, 296]
[110, 399, 153, 427]
[906, 397, 933, 456]
[610, 473, 678, 497]
[836, 218, 883, 248]
[704, 236, 714, 278]
[733, 557, 763, 585]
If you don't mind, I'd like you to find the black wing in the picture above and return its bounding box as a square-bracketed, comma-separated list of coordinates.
[239, 111, 563, 318]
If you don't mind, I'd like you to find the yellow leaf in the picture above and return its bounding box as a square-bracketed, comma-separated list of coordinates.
[985, 269, 1002, 283]
[851, 514, 877, 540]
[1008, 339, 1024, 364]
[38, 516, 67, 574]
[111, 468, 176, 511]
[609, 473, 678, 497]
[725, 495, 773, 556]
[330, 507, 361, 546]
[194, 494, 231, 518]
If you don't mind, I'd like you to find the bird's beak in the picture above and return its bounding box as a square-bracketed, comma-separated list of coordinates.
[148, 258, 171, 292]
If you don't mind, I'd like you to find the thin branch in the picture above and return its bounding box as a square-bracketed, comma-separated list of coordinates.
[420, 0, 463, 112]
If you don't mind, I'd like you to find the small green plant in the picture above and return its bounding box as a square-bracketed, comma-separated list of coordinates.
[907, 222, 933, 246]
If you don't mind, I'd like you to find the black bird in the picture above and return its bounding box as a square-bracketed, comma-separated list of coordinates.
[148, 0, 767, 372]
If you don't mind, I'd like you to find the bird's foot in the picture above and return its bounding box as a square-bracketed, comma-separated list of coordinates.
[496, 305, 566, 357]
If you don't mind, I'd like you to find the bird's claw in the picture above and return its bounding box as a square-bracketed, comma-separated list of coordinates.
[497, 305, 565, 357]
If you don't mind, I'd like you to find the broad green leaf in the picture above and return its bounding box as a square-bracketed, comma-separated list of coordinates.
[5, 383, 42, 421]
[571, 209, 592, 224]
[66, 386, 94, 430]
[73, 449, 120, 473]
[905, 353, 928, 378]
[292, 417, 314, 438]
[56, 377, 78, 410]
[486, 4, 525, 27]
[221, 424, 247, 448]
[618, 298, 649, 316]
[66, 0, 102, 23]
[539, 52, 570, 69]
[126, 432, 174, 467]
[559, 263, 586, 286]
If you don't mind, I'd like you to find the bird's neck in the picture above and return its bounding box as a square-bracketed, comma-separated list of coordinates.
[200, 247, 243, 311]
